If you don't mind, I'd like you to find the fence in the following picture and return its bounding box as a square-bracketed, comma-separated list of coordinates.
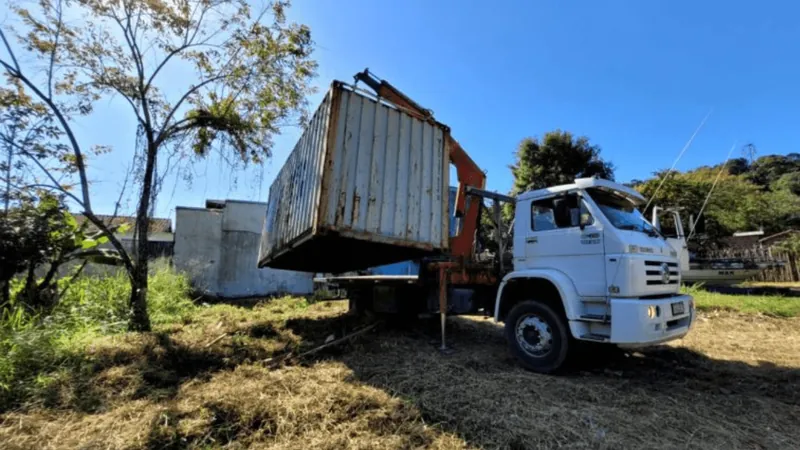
[699, 246, 799, 283]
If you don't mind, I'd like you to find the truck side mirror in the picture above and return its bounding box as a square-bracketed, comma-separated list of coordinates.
[553, 197, 572, 228]
[553, 195, 578, 228]
[652, 207, 662, 232]
[579, 213, 591, 230]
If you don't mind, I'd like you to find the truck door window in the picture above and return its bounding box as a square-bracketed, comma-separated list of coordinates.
[658, 213, 679, 238]
[531, 194, 589, 231]
[531, 201, 557, 231]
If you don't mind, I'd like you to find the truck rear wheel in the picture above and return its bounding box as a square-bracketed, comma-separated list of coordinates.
[347, 289, 372, 317]
[505, 300, 571, 373]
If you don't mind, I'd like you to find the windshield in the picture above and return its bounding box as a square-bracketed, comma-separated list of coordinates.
[586, 188, 661, 237]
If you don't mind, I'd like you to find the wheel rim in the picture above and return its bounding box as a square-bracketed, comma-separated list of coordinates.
[515, 314, 554, 357]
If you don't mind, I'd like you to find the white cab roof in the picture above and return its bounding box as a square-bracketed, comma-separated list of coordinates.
[516, 177, 647, 205]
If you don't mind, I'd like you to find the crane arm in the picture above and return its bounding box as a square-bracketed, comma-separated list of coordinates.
[354, 69, 486, 260]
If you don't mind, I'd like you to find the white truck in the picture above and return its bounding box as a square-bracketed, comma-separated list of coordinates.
[329, 177, 695, 373]
[496, 177, 694, 371]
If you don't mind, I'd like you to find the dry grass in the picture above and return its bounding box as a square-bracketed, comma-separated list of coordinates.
[742, 281, 800, 289]
[1, 297, 799, 449]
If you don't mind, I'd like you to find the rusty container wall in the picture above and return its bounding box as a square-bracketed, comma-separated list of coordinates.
[258, 82, 450, 272]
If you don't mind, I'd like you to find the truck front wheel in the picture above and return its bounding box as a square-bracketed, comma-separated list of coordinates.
[505, 300, 571, 373]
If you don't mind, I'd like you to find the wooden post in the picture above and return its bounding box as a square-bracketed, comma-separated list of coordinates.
[439, 266, 448, 351]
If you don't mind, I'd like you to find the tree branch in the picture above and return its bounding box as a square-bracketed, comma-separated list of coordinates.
[0, 29, 20, 72]
[0, 61, 93, 210]
[155, 73, 226, 145]
[144, 2, 215, 93]
[79, 210, 135, 276]
[111, 164, 131, 219]
[47, 0, 65, 100]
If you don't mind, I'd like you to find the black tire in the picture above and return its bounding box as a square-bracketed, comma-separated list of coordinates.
[347, 289, 372, 317]
[504, 300, 571, 373]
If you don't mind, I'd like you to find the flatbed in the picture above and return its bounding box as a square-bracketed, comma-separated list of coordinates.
[315, 275, 419, 285]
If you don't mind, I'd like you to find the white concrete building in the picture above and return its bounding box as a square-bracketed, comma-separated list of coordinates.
[174, 199, 313, 298]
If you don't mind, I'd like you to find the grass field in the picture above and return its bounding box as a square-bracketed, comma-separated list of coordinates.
[690, 286, 800, 317]
[1, 283, 799, 449]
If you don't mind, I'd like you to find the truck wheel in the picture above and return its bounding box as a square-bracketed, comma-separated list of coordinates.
[347, 289, 372, 317]
[505, 300, 570, 373]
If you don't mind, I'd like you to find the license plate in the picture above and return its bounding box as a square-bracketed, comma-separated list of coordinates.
[671, 302, 685, 316]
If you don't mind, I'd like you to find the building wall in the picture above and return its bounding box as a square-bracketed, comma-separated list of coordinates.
[174, 202, 313, 298]
[174, 207, 223, 293]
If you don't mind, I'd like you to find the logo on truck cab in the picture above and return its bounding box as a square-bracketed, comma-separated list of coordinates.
[581, 232, 600, 245]
[661, 263, 671, 284]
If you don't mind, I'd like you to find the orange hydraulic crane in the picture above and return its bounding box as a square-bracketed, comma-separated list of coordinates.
[353, 69, 487, 261]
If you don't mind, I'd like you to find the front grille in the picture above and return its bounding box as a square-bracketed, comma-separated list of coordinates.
[647, 279, 679, 285]
[644, 260, 680, 286]
[645, 261, 678, 267]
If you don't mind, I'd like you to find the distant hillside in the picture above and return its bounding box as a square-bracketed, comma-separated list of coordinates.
[632, 153, 800, 247]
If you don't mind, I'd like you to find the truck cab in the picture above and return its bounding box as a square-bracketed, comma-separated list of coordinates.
[496, 177, 694, 372]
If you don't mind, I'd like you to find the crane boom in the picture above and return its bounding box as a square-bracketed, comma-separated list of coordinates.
[353, 69, 486, 260]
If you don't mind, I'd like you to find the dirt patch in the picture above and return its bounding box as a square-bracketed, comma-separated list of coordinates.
[1, 300, 799, 449]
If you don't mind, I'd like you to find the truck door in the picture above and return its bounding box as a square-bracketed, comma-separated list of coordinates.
[523, 193, 607, 297]
[653, 209, 690, 272]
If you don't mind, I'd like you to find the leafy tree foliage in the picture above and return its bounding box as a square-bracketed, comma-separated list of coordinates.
[637, 152, 800, 249]
[1, 0, 316, 330]
[746, 153, 800, 188]
[509, 130, 614, 194]
[773, 172, 800, 196]
[481, 130, 614, 255]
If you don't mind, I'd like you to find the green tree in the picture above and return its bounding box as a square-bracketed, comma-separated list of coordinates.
[637, 166, 800, 247]
[509, 130, 615, 194]
[773, 172, 800, 196]
[1, 0, 316, 330]
[746, 153, 800, 189]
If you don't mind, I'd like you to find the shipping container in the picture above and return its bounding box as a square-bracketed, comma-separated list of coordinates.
[367, 187, 458, 276]
[258, 82, 451, 272]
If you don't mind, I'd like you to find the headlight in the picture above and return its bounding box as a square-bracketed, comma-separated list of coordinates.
[627, 244, 655, 254]
[647, 305, 661, 319]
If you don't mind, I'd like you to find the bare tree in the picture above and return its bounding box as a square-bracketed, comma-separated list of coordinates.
[0, 0, 316, 330]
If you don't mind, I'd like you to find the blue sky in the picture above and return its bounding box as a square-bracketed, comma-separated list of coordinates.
[22, 0, 800, 219]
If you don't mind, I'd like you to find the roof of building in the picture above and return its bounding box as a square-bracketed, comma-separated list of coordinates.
[733, 230, 765, 237]
[74, 214, 173, 234]
[760, 229, 798, 245]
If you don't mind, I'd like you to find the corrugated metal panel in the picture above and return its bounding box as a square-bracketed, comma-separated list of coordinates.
[368, 186, 458, 275]
[368, 187, 457, 276]
[258, 86, 331, 264]
[258, 82, 450, 272]
[321, 87, 447, 244]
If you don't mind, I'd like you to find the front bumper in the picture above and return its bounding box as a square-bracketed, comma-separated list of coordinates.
[609, 294, 694, 345]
